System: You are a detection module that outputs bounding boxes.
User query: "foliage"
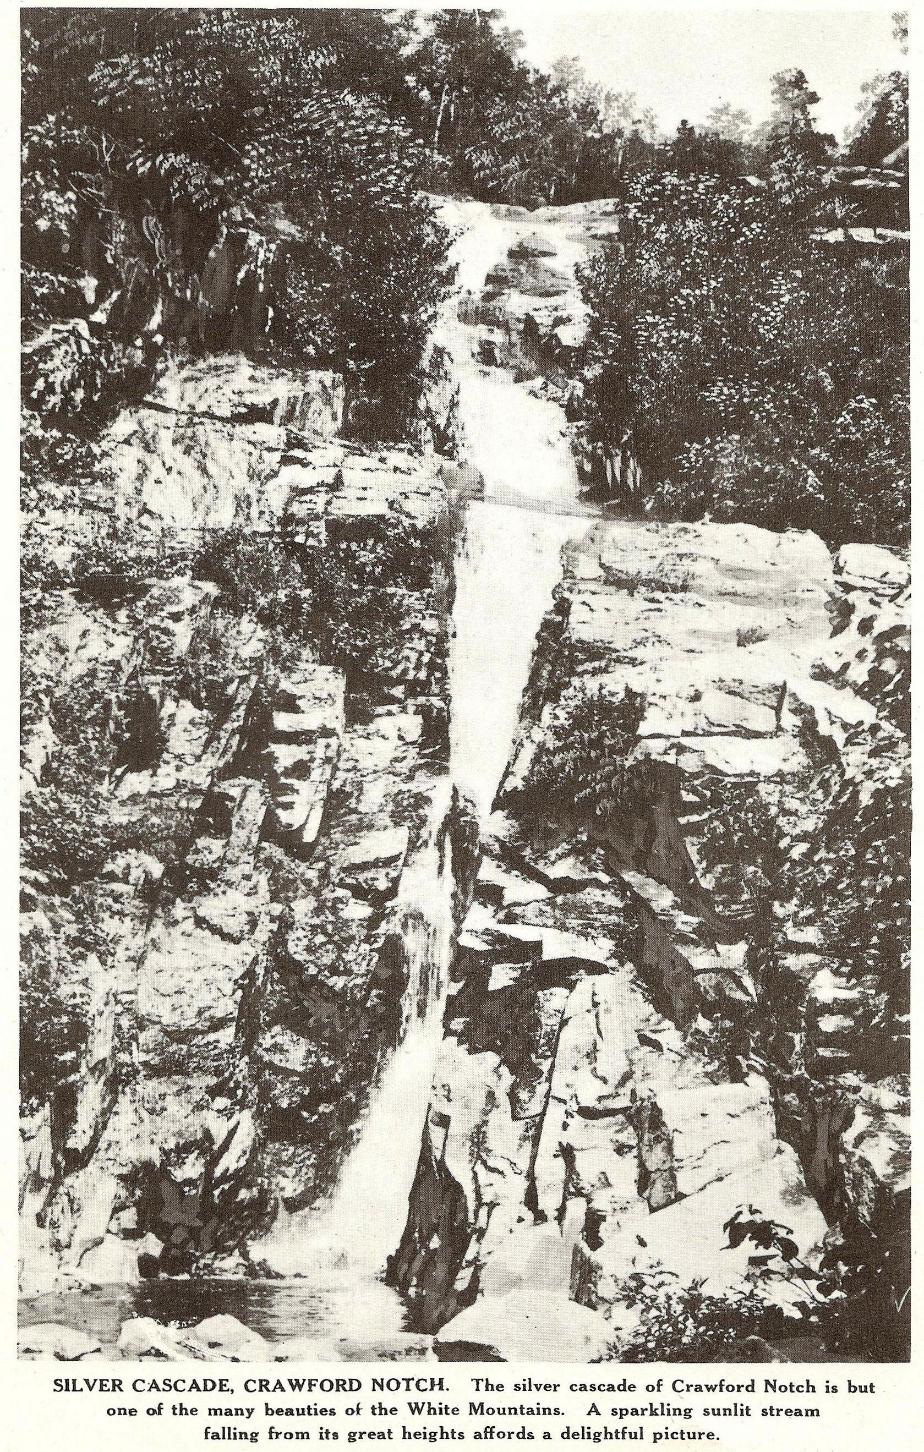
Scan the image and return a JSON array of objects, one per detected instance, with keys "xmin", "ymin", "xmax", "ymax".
[
  {"xmin": 807, "ymin": 730, "xmax": 911, "ymax": 1026},
  {"xmin": 524, "ymin": 687, "xmax": 645, "ymax": 820},
  {"xmin": 692, "ymin": 777, "xmax": 783, "ymax": 922},
  {"xmin": 848, "ymin": 68, "xmax": 908, "ymax": 170},
  {"xmin": 71, "ymin": 527, "xmax": 192, "ymax": 607},
  {"xmin": 22, "ymin": 656, "xmax": 190, "ymax": 887},
  {"xmin": 616, "ymin": 1272, "xmax": 784, "ymax": 1362},
  {"xmin": 191, "ymin": 518, "xmax": 438, "ymax": 690},
  {"xmin": 20, "ymin": 909, "xmax": 92, "ymax": 1108},
  {"xmin": 21, "ymin": 9, "xmax": 453, "ymax": 438},
  {"xmin": 578, "ymin": 149, "xmax": 909, "ymax": 545},
  {"xmin": 407, "ymin": 12, "xmax": 660, "ymax": 205}
]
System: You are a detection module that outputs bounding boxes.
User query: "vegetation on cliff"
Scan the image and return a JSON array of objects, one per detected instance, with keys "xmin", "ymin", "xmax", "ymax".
[
  {"xmin": 22, "ymin": 8, "xmax": 455, "ymax": 441},
  {"xmin": 576, "ymin": 32, "xmax": 909, "ymax": 547}
]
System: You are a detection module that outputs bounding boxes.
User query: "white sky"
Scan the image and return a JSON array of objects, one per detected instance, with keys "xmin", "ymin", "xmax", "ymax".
[{"xmin": 507, "ymin": 4, "xmax": 904, "ymax": 141}]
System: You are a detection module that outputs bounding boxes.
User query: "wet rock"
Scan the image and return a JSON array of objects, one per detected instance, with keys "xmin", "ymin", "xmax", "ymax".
[
  {"xmin": 835, "ymin": 543, "xmax": 909, "ymax": 596},
  {"xmin": 116, "ymin": 1313, "xmax": 271, "ymax": 1362},
  {"xmin": 840, "ymin": 1078, "xmax": 910, "ymax": 1229},
  {"xmin": 117, "ymin": 1317, "xmax": 189, "ymax": 1360},
  {"xmin": 151, "ymin": 356, "xmax": 344, "ymax": 435},
  {"xmin": 73, "ymin": 1232, "xmax": 164, "ymax": 1287}
]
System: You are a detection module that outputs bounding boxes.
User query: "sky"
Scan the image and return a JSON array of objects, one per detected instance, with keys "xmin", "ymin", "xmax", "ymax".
[{"xmin": 508, "ymin": 4, "xmax": 903, "ymax": 142}]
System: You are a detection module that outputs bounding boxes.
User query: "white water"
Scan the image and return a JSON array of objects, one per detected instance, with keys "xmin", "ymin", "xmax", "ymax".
[
  {"xmin": 261, "ymin": 199, "xmax": 593, "ymax": 1318},
  {"xmin": 436, "ymin": 198, "xmax": 595, "ymax": 819},
  {"xmin": 258, "ymin": 786, "xmax": 456, "ymax": 1287}
]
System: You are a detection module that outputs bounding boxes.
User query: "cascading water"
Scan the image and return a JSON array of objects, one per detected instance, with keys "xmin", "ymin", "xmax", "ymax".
[
  {"xmin": 260, "ymin": 198, "xmax": 594, "ymax": 1331},
  {"xmin": 257, "ymin": 784, "xmax": 456, "ymax": 1288},
  {"xmin": 19, "ymin": 197, "xmax": 600, "ymax": 1356}
]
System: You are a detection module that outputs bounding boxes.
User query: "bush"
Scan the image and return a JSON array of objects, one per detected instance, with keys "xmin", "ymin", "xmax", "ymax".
[
  {"xmin": 191, "ymin": 520, "xmax": 438, "ymax": 690},
  {"xmin": 22, "ymin": 11, "xmax": 455, "ymax": 439},
  {"xmin": 20, "ymin": 913, "xmax": 91, "ymax": 1108},
  {"xmin": 578, "ymin": 163, "xmax": 909, "ymax": 546},
  {"xmin": 617, "ymin": 1275, "xmax": 783, "ymax": 1362},
  {"xmin": 524, "ymin": 687, "xmax": 645, "ymax": 821}
]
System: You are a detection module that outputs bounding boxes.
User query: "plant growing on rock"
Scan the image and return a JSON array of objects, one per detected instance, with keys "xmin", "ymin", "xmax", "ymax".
[
  {"xmin": 22, "ymin": 10, "xmax": 454, "ymax": 442},
  {"xmin": 523, "ymin": 686, "xmax": 645, "ymax": 823},
  {"xmin": 576, "ymin": 42, "xmax": 909, "ymax": 546},
  {"xmin": 723, "ymin": 1205, "xmax": 831, "ymax": 1305},
  {"xmin": 192, "ymin": 520, "xmax": 441, "ymax": 696}
]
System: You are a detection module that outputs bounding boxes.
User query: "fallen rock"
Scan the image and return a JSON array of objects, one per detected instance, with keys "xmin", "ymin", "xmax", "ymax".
[
  {"xmin": 117, "ymin": 1317, "xmax": 192, "ymax": 1360},
  {"xmin": 72, "ymin": 1232, "xmax": 163, "ymax": 1287},
  {"xmin": 836, "ymin": 543, "xmax": 909, "ymax": 594}
]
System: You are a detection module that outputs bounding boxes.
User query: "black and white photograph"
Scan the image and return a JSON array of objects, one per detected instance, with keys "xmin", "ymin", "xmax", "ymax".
[{"xmin": 17, "ymin": 1, "xmax": 911, "ymax": 1373}]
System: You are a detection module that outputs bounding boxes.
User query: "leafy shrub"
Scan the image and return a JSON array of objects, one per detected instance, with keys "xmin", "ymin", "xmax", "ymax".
[
  {"xmin": 22, "ymin": 11, "xmax": 455, "ymax": 439},
  {"xmin": 71, "ymin": 529, "xmax": 192, "ymax": 607},
  {"xmin": 191, "ymin": 531, "xmax": 315, "ymax": 642},
  {"xmin": 22, "ymin": 319, "xmax": 142, "ymax": 419},
  {"xmin": 577, "ymin": 71, "xmax": 909, "ymax": 548},
  {"xmin": 20, "ymin": 912, "xmax": 91, "ymax": 1108},
  {"xmin": 614, "ymin": 1205, "xmax": 833, "ymax": 1361},
  {"xmin": 524, "ymin": 687, "xmax": 645, "ymax": 821},
  {"xmin": 616, "ymin": 1273, "xmax": 784, "ymax": 1362},
  {"xmin": 191, "ymin": 519, "xmax": 439, "ymax": 692}
]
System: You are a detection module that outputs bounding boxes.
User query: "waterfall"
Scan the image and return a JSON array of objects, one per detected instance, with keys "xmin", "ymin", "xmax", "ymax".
[
  {"xmin": 258, "ymin": 784, "xmax": 456, "ymax": 1287},
  {"xmin": 438, "ymin": 201, "xmax": 594, "ymax": 820},
  {"xmin": 263, "ymin": 199, "xmax": 592, "ymax": 1307},
  {"xmin": 312, "ymin": 784, "xmax": 458, "ymax": 1276}
]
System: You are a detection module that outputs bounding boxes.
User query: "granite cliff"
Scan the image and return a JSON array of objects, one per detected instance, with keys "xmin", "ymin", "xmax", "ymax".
[{"xmin": 21, "ymin": 196, "xmax": 910, "ymax": 1363}]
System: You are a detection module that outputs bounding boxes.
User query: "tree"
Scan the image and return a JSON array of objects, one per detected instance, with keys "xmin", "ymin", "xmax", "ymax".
[
  {"xmin": 576, "ymin": 146, "xmax": 909, "ymax": 546},
  {"xmin": 847, "ymin": 9, "xmax": 908, "ymax": 166},
  {"xmin": 411, "ymin": 10, "xmax": 521, "ymax": 158},
  {"xmin": 407, "ymin": 16, "xmax": 656, "ymax": 203},
  {"xmin": 705, "ymin": 101, "xmax": 753, "ymax": 144},
  {"xmin": 893, "ymin": 10, "xmax": 908, "ymax": 53},
  {"xmin": 759, "ymin": 69, "xmax": 834, "ymax": 215}
]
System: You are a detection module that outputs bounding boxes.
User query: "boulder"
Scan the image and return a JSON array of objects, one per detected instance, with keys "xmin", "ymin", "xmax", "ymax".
[
  {"xmin": 435, "ymin": 1292, "xmax": 618, "ymax": 1362},
  {"xmin": 117, "ymin": 1317, "xmax": 190, "ymax": 1360},
  {"xmin": 835, "ymin": 543, "xmax": 909, "ymax": 595},
  {"xmin": 182, "ymin": 1314, "xmax": 271, "ymax": 1361},
  {"xmin": 72, "ymin": 1232, "xmax": 163, "ymax": 1287}
]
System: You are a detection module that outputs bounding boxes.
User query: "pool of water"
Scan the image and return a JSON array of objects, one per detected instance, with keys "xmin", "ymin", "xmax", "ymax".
[{"xmin": 19, "ymin": 1276, "xmax": 418, "ymax": 1359}]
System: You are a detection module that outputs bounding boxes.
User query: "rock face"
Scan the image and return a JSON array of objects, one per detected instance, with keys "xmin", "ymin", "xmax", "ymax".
[
  {"xmin": 21, "ymin": 195, "xmax": 910, "ymax": 1366},
  {"xmin": 20, "ymin": 355, "xmax": 473, "ymax": 1297},
  {"xmin": 393, "ymin": 514, "xmax": 910, "ymax": 1359}
]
